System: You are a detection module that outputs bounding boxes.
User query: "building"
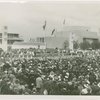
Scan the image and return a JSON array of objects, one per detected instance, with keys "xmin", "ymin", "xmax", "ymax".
[
  {"xmin": 12, "ymin": 41, "xmax": 46, "ymax": 49},
  {"xmin": 0, "ymin": 26, "xmax": 23, "ymax": 51},
  {"xmin": 11, "ymin": 26, "xmax": 99, "ymax": 50},
  {"xmin": 35, "ymin": 26, "xmax": 99, "ymax": 49}
]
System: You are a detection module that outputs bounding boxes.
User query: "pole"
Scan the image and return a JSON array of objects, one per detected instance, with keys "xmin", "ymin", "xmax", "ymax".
[
  {"xmin": 2, "ymin": 26, "xmax": 8, "ymax": 51},
  {"xmin": 44, "ymin": 30, "xmax": 47, "ymax": 49},
  {"xmin": 69, "ymin": 32, "xmax": 74, "ymax": 50},
  {"xmin": 43, "ymin": 29, "xmax": 47, "ymax": 59}
]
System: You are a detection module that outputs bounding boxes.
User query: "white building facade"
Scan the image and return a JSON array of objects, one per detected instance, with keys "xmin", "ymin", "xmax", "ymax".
[{"xmin": 0, "ymin": 26, "xmax": 23, "ymax": 51}]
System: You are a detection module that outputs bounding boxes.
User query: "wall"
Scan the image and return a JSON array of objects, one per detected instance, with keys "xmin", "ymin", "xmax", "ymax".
[{"xmin": 11, "ymin": 44, "xmax": 46, "ymax": 49}]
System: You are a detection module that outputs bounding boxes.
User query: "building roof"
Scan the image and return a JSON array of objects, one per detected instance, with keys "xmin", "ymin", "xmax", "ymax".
[
  {"xmin": 63, "ymin": 26, "xmax": 90, "ymax": 31},
  {"xmin": 8, "ymin": 33, "xmax": 19, "ymax": 35},
  {"xmin": 13, "ymin": 41, "xmax": 45, "ymax": 46},
  {"xmin": 69, "ymin": 30, "xmax": 98, "ymax": 39},
  {"xmin": 8, "ymin": 38, "xmax": 23, "ymax": 41},
  {"xmin": 55, "ymin": 27, "xmax": 99, "ymax": 39}
]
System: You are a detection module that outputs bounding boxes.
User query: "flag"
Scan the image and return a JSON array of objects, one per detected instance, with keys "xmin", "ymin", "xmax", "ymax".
[
  {"xmin": 43, "ymin": 20, "xmax": 47, "ymax": 30},
  {"xmin": 51, "ymin": 29, "xmax": 55, "ymax": 35},
  {"xmin": 63, "ymin": 19, "xmax": 65, "ymax": 25}
]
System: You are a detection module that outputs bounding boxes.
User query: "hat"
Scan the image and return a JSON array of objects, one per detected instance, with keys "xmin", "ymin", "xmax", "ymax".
[
  {"xmin": 43, "ymin": 89, "xmax": 48, "ymax": 95},
  {"xmin": 81, "ymin": 88, "xmax": 88, "ymax": 94},
  {"xmin": 68, "ymin": 82, "xmax": 72, "ymax": 85},
  {"xmin": 97, "ymin": 82, "xmax": 100, "ymax": 87}
]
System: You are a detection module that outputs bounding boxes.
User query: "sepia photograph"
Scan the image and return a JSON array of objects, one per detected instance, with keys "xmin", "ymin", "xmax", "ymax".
[{"xmin": 0, "ymin": 0, "xmax": 100, "ymax": 98}]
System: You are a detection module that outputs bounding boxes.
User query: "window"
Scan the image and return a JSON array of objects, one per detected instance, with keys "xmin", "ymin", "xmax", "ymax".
[
  {"xmin": 38, "ymin": 45, "xmax": 40, "ymax": 49},
  {"xmin": 4, "ymin": 32, "xmax": 7, "ymax": 35},
  {"xmin": 4, "ymin": 26, "xmax": 7, "ymax": 30},
  {"xmin": 0, "ymin": 39, "xmax": 2, "ymax": 44}
]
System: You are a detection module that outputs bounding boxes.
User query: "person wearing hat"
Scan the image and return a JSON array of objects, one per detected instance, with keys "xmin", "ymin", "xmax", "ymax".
[{"xmin": 36, "ymin": 74, "xmax": 43, "ymax": 94}]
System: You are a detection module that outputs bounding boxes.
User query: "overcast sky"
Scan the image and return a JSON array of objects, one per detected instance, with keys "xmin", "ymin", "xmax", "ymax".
[{"xmin": 0, "ymin": 1, "xmax": 100, "ymax": 41}]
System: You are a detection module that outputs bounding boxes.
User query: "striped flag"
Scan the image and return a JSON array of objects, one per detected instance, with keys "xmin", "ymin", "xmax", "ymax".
[
  {"xmin": 51, "ymin": 29, "xmax": 55, "ymax": 35},
  {"xmin": 43, "ymin": 20, "xmax": 47, "ymax": 30}
]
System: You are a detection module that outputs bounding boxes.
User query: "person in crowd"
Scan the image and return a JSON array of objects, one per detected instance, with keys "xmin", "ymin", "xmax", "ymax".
[{"xmin": 0, "ymin": 49, "xmax": 100, "ymax": 95}]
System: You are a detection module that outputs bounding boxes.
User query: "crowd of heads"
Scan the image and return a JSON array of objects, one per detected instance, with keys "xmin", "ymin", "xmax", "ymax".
[{"xmin": 0, "ymin": 49, "xmax": 100, "ymax": 95}]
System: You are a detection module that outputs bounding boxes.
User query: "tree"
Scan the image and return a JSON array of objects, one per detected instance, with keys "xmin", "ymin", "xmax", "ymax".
[
  {"xmin": 91, "ymin": 40, "xmax": 100, "ymax": 49},
  {"xmin": 80, "ymin": 40, "xmax": 91, "ymax": 50},
  {"xmin": 73, "ymin": 41, "xmax": 79, "ymax": 49},
  {"xmin": 63, "ymin": 40, "xmax": 69, "ymax": 50}
]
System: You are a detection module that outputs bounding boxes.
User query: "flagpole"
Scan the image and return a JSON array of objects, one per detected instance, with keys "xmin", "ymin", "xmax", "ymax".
[
  {"xmin": 63, "ymin": 19, "xmax": 65, "ymax": 30},
  {"xmin": 44, "ymin": 29, "xmax": 47, "ymax": 49},
  {"xmin": 69, "ymin": 32, "xmax": 73, "ymax": 50},
  {"xmin": 43, "ymin": 20, "xmax": 47, "ymax": 49},
  {"xmin": 43, "ymin": 20, "xmax": 47, "ymax": 58}
]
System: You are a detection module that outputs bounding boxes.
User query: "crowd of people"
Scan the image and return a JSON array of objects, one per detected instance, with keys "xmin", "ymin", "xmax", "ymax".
[{"xmin": 0, "ymin": 49, "xmax": 100, "ymax": 95}]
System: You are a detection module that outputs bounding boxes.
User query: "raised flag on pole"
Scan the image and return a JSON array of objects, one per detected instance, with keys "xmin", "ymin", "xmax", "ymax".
[
  {"xmin": 43, "ymin": 20, "xmax": 47, "ymax": 30},
  {"xmin": 51, "ymin": 29, "xmax": 55, "ymax": 35}
]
